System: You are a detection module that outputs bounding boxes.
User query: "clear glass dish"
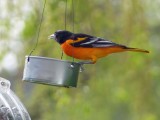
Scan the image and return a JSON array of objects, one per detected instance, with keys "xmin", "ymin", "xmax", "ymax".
[{"xmin": 0, "ymin": 77, "xmax": 31, "ymax": 120}]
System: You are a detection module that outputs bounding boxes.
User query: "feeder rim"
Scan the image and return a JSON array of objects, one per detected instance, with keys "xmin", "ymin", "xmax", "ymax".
[{"xmin": 26, "ymin": 55, "xmax": 81, "ymax": 65}]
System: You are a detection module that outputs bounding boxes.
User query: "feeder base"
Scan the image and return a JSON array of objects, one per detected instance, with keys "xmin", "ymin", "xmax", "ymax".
[{"xmin": 23, "ymin": 56, "xmax": 81, "ymax": 87}]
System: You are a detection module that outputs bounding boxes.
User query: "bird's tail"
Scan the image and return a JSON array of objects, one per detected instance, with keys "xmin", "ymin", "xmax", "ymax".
[{"xmin": 124, "ymin": 47, "xmax": 149, "ymax": 53}]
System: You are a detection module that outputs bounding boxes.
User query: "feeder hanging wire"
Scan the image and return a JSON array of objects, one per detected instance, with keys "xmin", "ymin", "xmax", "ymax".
[
  {"xmin": 65, "ymin": 0, "xmax": 68, "ymax": 30},
  {"xmin": 72, "ymin": 0, "xmax": 75, "ymax": 62},
  {"xmin": 61, "ymin": 0, "xmax": 68, "ymax": 59},
  {"xmin": 72, "ymin": 0, "xmax": 75, "ymax": 33},
  {"xmin": 28, "ymin": 0, "xmax": 47, "ymax": 61},
  {"xmin": 61, "ymin": 0, "xmax": 75, "ymax": 62}
]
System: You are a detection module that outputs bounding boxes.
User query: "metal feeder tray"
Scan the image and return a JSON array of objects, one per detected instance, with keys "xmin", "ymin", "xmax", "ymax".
[{"xmin": 23, "ymin": 56, "xmax": 81, "ymax": 87}]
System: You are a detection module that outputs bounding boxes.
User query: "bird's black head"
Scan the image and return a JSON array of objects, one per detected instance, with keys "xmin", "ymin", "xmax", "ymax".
[{"xmin": 49, "ymin": 30, "xmax": 73, "ymax": 44}]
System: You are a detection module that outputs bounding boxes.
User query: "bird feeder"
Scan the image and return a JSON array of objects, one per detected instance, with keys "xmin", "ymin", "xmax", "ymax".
[
  {"xmin": 23, "ymin": 56, "xmax": 81, "ymax": 87},
  {"xmin": 22, "ymin": 0, "xmax": 82, "ymax": 87}
]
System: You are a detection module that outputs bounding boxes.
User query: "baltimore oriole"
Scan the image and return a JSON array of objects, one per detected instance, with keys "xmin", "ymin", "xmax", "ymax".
[{"xmin": 49, "ymin": 30, "xmax": 149, "ymax": 64}]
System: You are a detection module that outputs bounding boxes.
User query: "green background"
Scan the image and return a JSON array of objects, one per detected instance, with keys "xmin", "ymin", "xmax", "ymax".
[{"xmin": 0, "ymin": 0, "xmax": 159, "ymax": 120}]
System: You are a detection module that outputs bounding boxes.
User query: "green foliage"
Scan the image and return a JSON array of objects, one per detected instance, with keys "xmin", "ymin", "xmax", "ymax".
[
  {"xmin": 22, "ymin": 14, "xmax": 38, "ymax": 39},
  {"xmin": 21, "ymin": 0, "xmax": 159, "ymax": 119},
  {"xmin": 2, "ymin": 0, "xmax": 160, "ymax": 120}
]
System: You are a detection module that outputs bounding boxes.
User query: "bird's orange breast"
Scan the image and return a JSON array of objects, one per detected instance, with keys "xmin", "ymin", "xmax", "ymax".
[
  {"xmin": 61, "ymin": 42, "xmax": 92, "ymax": 60},
  {"xmin": 61, "ymin": 41, "xmax": 126, "ymax": 60}
]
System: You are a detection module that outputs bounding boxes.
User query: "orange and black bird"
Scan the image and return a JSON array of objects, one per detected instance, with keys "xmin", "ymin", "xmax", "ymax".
[{"xmin": 49, "ymin": 30, "xmax": 149, "ymax": 64}]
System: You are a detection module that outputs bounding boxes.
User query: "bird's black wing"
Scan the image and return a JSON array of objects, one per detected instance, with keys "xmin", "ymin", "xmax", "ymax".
[{"xmin": 71, "ymin": 33, "xmax": 125, "ymax": 48}]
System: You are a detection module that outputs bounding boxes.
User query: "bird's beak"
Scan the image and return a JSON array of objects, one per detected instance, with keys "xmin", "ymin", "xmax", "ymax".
[{"xmin": 48, "ymin": 34, "xmax": 55, "ymax": 39}]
